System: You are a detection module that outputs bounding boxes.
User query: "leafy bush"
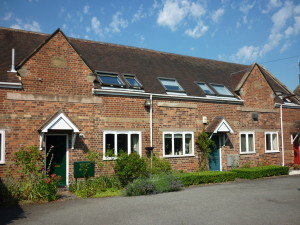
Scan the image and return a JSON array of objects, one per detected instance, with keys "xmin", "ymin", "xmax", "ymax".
[
  {"xmin": 2, "ymin": 146, "xmax": 61, "ymax": 203},
  {"xmin": 150, "ymin": 174, "xmax": 182, "ymax": 193},
  {"xmin": 147, "ymin": 156, "xmax": 172, "ymax": 174},
  {"xmin": 175, "ymin": 171, "xmax": 236, "ymax": 186},
  {"xmin": 115, "ymin": 153, "xmax": 149, "ymax": 186},
  {"xmin": 125, "ymin": 178, "xmax": 156, "ymax": 196},
  {"xmin": 196, "ymin": 131, "xmax": 216, "ymax": 171},
  {"xmin": 232, "ymin": 165, "xmax": 289, "ymax": 179},
  {"xmin": 125, "ymin": 174, "xmax": 182, "ymax": 196},
  {"xmin": 69, "ymin": 176, "xmax": 121, "ymax": 198}
]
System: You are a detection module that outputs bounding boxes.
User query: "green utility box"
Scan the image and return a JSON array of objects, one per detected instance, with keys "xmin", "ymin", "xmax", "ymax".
[{"xmin": 74, "ymin": 161, "xmax": 95, "ymax": 178}]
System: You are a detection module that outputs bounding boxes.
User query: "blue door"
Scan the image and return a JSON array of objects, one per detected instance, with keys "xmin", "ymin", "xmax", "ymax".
[{"xmin": 209, "ymin": 135, "xmax": 220, "ymax": 171}]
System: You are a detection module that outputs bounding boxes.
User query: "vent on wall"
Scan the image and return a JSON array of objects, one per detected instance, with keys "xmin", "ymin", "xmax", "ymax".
[{"xmin": 252, "ymin": 112, "xmax": 258, "ymax": 121}]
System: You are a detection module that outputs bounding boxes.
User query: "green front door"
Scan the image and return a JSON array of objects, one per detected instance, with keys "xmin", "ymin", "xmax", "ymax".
[{"xmin": 46, "ymin": 135, "xmax": 67, "ymax": 186}]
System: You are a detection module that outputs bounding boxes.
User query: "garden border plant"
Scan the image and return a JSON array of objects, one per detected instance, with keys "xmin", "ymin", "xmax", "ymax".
[{"xmin": 1, "ymin": 146, "xmax": 61, "ymax": 204}]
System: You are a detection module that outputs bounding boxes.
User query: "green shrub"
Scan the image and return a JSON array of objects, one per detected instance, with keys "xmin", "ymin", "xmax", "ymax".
[
  {"xmin": 125, "ymin": 178, "xmax": 156, "ymax": 196},
  {"xmin": 150, "ymin": 174, "xmax": 182, "ymax": 193},
  {"xmin": 2, "ymin": 146, "xmax": 60, "ymax": 203},
  {"xmin": 175, "ymin": 171, "xmax": 236, "ymax": 186},
  {"xmin": 147, "ymin": 156, "xmax": 172, "ymax": 174},
  {"xmin": 115, "ymin": 153, "xmax": 149, "ymax": 186},
  {"xmin": 232, "ymin": 165, "xmax": 289, "ymax": 179},
  {"xmin": 69, "ymin": 176, "xmax": 121, "ymax": 198},
  {"xmin": 125, "ymin": 174, "xmax": 182, "ymax": 196}
]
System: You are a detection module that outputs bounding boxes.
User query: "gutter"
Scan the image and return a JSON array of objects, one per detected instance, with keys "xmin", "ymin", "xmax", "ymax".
[
  {"xmin": 0, "ymin": 82, "xmax": 22, "ymax": 89},
  {"xmin": 280, "ymin": 104, "xmax": 285, "ymax": 166},
  {"xmin": 92, "ymin": 88, "xmax": 244, "ymax": 105}
]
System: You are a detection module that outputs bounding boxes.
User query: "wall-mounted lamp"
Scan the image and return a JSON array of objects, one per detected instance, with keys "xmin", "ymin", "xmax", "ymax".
[
  {"xmin": 79, "ymin": 133, "xmax": 85, "ymax": 139},
  {"xmin": 202, "ymin": 116, "xmax": 208, "ymax": 124},
  {"xmin": 144, "ymin": 99, "xmax": 152, "ymax": 107}
]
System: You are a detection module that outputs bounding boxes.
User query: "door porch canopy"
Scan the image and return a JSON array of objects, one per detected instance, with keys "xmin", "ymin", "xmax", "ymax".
[
  {"xmin": 205, "ymin": 116, "xmax": 234, "ymax": 138},
  {"xmin": 38, "ymin": 110, "xmax": 80, "ymax": 150}
]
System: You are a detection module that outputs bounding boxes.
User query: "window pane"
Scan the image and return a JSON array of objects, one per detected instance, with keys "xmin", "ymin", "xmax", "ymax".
[
  {"xmin": 105, "ymin": 134, "xmax": 115, "ymax": 157},
  {"xmin": 272, "ymin": 134, "xmax": 278, "ymax": 150},
  {"xmin": 174, "ymin": 134, "xmax": 183, "ymax": 155},
  {"xmin": 165, "ymin": 134, "xmax": 172, "ymax": 155},
  {"xmin": 248, "ymin": 134, "xmax": 254, "ymax": 152},
  {"xmin": 125, "ymin": 76, "xmax": 141, "ymax": 87},
  {"xmin": 99, "ymin": 75, "xmax": 122, "ymax": 85},
  {"xmin": 211, "ymin": 84, "xmax": 233, "ymax": 96},
  {"xmin": 160, "ymin": 79, "xmax": 183, "ymax": 91},
  {"xmin": 185, "ymin": 134, "xmax": 192, "ymax": 154},
  {"xmin": 198, "ymin": 83, "xmax": 215, "ymax": 95},
  {"xmin": 241, "ymin": 134, "xmax": 246, "ymax": 152},
  {"xmin": 266, "ymin": 134, "xmax": 271, "ymax": 150},
  {"xmin": 131, "ymin": 134, "xmax": 139, "ymax": 153},
  {"xmin": 117, "ymin": 134, "xmax": 128, "ymax": 156}
]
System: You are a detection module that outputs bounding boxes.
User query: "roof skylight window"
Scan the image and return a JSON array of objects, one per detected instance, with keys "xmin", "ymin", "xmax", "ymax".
[
  {"xmin": 210, "ymin": 84, "xmax": 233, "ymax": 96},
  {"xmin": 124, "ymin": 74, "xmax": 143, "ymax": 89},
  {"xmin": 97, "ymin": 72, "xmax": 124, "ymax": 87},
  {"xmin": 197, "ymin": 83, "xmax": 215, "ymax": 95},
  {"xmin": 159, "ymin": 78, "xmax": 184, "ymax": 92}
]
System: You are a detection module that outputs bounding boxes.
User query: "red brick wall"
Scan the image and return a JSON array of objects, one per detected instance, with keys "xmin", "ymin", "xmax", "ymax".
[{"xmin": 1, "ymin": 33, "xmax": 299, "ymax": 180}]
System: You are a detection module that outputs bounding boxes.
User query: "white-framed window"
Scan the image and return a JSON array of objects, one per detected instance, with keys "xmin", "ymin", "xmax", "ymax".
[
  {"xmin": 210, "ymin": 83, "xmax": 234, "ymax": 96},
  {"xmin": 0, "ymin": 130, "xmax": 5, "ymax": 164},
  {"xmin": 103, "ymin": 131, "xmax": 141, "ymax": 160},
  {"xmin": 158, "ymin": 78, "xmax": 185, "ymax": 92},
  {"xmin": 240, "ymin": 132, "xmax": 255, "ymax": 154},
  {"xmin": 163, "ymin": 132, "xmax": 194, "ymax": 157},
  {"xmin": 265, "ymin": 132, "xmax": 279, "ymax": 152}
]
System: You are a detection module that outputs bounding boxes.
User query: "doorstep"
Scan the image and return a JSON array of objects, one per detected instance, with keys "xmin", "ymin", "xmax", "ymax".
[{"xmin": 289, "ymin": 170, "xmax": 300, "ymax": 175}]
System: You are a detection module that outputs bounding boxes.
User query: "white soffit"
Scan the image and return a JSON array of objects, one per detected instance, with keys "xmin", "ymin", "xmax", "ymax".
[
  {"xmin": 214, "ymin": 119, "xmax": 234, "ymax": 134},
  {"xmin": 41, "ymin": 112, "xmax": 79, "ymax": 133}
]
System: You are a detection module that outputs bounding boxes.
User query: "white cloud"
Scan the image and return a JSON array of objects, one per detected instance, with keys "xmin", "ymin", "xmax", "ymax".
[
  {"xmin": 295, "ymin": 4, "xmax": 300, "ymax": 14},
  {"xmin": 10, "ymin": 20, "xmax": 41, "ymax": 32},
  {"xmin": 239, "ymin": 1, "xmax": 255, "ymax": 14},
  {"xmin": 232, "ymin": 45, "xmax": 261, "ymax": 62},
  {"xmin": 91, "ymin": 17, "xmax": 103, "ymax": 36},
  {"xmin": 232, "ymin": 1, "xmax": 299, "ymax": 63},
  {"xmin": 271, "ymin": 1, "xmax": 293, "ymax": 34},
  {"xmin": 284, "ymin": 26, "xmax": 293, "ymax": 38},
  {"xmin": 280, "ymin": 41, "xmax": 292, "ymax": 53},
  {"xmin": 2, "ymin": 12, "xmax": 13, "ymax": 21},
  {"xmin": 212, "ymin": 8, "xmax": 225, "ymax": 23},
  {"xmin": 189, "ymin": 2, "xmax": 206, "ymax": 17},
  {"xmin": 262, "ymin": 0, "xmax": 282, "ymax": 14},
  {"xmin": 184, "ymin": 21, "xmax": 208, "ymax": 38},
  {"xmin": 83, "ymin": 5, "xmax": 89, "ymax": 14},
  {"xmin": 157, "ymin": 0, "xmax": 206, "ymax": 31},
  {"xmin": 132, "ymin": 5, "xmax": 146, "ymax": 22},
  {"xmin": 294, "ymin": 16, "xmax": 300, "ymax": 34},
  {"xmin": 108, "ymin": 12, "xmax": 128, "ymax": 33},
  {"xmin": 157, "ymin": 0, "xmax": 187, "ymax": 31}
]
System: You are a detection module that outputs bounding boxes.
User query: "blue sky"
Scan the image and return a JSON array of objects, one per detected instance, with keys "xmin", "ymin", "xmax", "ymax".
[{"xmin": 1, "ymin": 0, "xmax": 300, "ymax": 91}]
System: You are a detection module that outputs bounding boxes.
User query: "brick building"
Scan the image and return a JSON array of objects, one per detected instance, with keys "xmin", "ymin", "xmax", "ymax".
[{"xmin": 0, "ymin": 27, "xmax": 299, "ymax": 185}]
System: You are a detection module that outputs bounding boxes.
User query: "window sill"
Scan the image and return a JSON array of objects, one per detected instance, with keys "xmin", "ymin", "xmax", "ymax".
[
  {"xmin": 265, "ymin": 151, "xmax": 280, "ymax": 154},
  {"xmin": 240, "ymin": 152, "xmax": 256, "ymax": 155},
  {"xmin": 163, "ymin": 154, "xmax": 195, "ymax": 158},
  {"xmin": 103, "ymin": 157, "xmax": 117, "ymax": 161}
]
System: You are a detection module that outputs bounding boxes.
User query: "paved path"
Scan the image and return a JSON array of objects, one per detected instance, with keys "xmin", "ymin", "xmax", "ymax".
[{"xmin": 1, "ymin": 175, "xmax": 300, "ymax": 225}]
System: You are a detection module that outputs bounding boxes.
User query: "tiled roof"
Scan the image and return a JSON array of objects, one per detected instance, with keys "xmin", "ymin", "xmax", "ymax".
[
  {"xmin": 0, "ymin": 27, "xmax": 49, "ymax": 84},
  {"xmin": 0, "ymin": 27, "xmax": 295, "ymax": 100},
  {"xmin": 69, "ymin": 38, "xmax": 249, "ymax": 97}
]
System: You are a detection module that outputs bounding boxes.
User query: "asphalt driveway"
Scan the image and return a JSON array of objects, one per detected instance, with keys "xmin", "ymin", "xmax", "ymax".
[{"xmin": 1, "ymin": 175, "xmax": 300, "ymax": 225}]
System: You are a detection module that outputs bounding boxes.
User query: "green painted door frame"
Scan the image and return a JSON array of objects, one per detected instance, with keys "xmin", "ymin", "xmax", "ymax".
[{"xmin": 46, "ymin": 135, "xmax": 68, "ymax": 186}]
